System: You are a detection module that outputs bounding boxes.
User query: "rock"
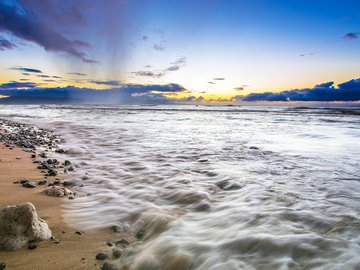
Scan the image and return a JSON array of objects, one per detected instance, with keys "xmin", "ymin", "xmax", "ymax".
[
  {"xmin": 0, "ymin": 203, "xmax": 51, "ymax": 251},
  {"xmin": 31, "ymin": 154, "xmax": 36, "ymax": 158},
  {"xmin": 43, "ymin": 186, "xmax": 72, "ymax": 197},
  {"xmin": 102, "ymin": 262, "xmax": 119, "ymax": 270},
  {"xmin": 75, "ymin": 231, "xmax": 82, "ymax": 235},
  {"xmin": 112, "ymin": 249, "xmax": 122, "ymax": 258},
  {"xmin": 39, "ymin": 153, "xmax": 47, "ymax": 158},
  {"xmin": 28, "ymin": 243, "xmax": 37, "ymax": 250},
  {"xmin": 47, "ymin": 169, "xmax": 57, "ymax": 176},
  {"xmin": 115, "ymin": 239, "xmax": 129, "ymax": 247},
  {"xmin": 0, "ymin": 262, "xmax": 5, "ymax": 270},
  {"xmin": 64, "ymin": 160, "xmax": 71, "ymax": 166},
  {"xmin": 37, "ymin": 180, "xmax": 48, "ymax": 185},
  {"xmin": 96, "ymin": 252, "xmax": 109, "ymax": 260},
  {"xmin": 106, "ymin": 241, "xmax": 113, "ymax": 247},
  {"xmin": 22, "ymin": 182, "xmax": 37, "ymax": 188},
  {"xmin": 19, "ymin": 179, "xmax": 29, "ymax": 184}
]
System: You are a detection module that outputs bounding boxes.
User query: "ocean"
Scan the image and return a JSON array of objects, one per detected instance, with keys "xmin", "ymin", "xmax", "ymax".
[{"xmin": 1, "ymin": 104, "xmax": 360, "ymax": 269}]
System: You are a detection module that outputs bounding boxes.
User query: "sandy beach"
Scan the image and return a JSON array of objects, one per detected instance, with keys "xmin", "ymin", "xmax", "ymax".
[{"xmin": 0, "ymin": 123, "xmax": 129, "ymax": 270}]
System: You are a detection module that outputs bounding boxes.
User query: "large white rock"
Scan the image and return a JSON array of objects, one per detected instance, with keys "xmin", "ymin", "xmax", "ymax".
[{"xmin": 0, "ymin": 202, "xmax": 52, "ymax": 250}]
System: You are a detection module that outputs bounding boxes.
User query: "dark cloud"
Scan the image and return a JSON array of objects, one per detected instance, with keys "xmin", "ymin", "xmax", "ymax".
[
  {"xmin": 0, "ymin": 35, "xmax": 17, "ymax": 50},
  {"xmin": 10, "ymin": 66, "xmax": 42, "ymax": 73},
  {"xmin": 68, "ymin": 72, "xmax": 86, "ymax": 76},
  {"xmin": 144, "ymin": 65, "xmax": 152, "ymax": 68},
  {"xmin": 91, "ymin": 80, "xmax": 123, "ymax": 86},
  {"xmin": 142, "ymin": 35, "xmax": 149, "ymax": 41},
  {"xmin": 37, "ymin": 74, "xmax": 50, "ymax": 78},
  {"xmin": 166, "ymin": 66, "xmax": 180, "ymax": 71},
  {"xmin": 208, "ymin": 82, "xmax": 215, "ymax": 84},
  {"xmin": 213, "ymin": 78, "xmax": 225, "ymax": 80},
  {"xmin": 171, "ymin": 57, "xmax": 186, "ymax": 66},
  {"xmin": 343, "ymin": 32, "xmax": 359, "ymax": 40},
  {"xmin": 0, "ymin": 83, "xmax": 186, "ymax": 104},
  {"xmin": 234, "ymin": 87, "xmax": 245, "ymax": 91},
  {"xmin": 0, "ymin": 1, "xmax": 97, "ymax": 63},
  {"xmin": 240, "ymin": 78, "xmax": 360, "ymax": 102},
  {"xmin": 131, "ymin": 71, "xmax": 164, "ymax": 78},
  {"xmin": 153, "ymin": 43, "xmax": 165, "ymax": 51},
  {"xmin": 52, "ymin": 76, "xmax": 62, "ymax": 79},
  {"xmin": 0, "ymin": 81, "xmax": 38, "ymax": 89},
  {"xmin": 43, "ymin": 79, "xmax": 56, "ymax": 82}
]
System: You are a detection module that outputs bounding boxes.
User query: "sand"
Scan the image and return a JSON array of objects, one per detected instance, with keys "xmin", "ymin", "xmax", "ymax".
[{"xmin": 0, "ymin": 142, "xmax": 122, "ymax": 270}]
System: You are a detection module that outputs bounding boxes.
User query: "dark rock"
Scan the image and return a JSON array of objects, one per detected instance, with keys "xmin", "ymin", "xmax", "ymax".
[
  {"xmin": 53, "ymin": 180, "xmax": 61, "ymax": 185},
  {"xmin": 31, "ymin": 154, "xmax": 36, "ymax": 158},
  {"xmin": 0, "ymin": 262, "xmax": 6, "ymax": 270},
  {"xmin": 115, "ymin": 239, "xmax": 129, "ymax": 247},
  {"xmin": 38, "ymin": 180, "xmax": 48, "ymax": 185},
  {"xmin": 68, "ymin": 166, "xmax": 75, "ymax": 172},
  {"xmin": 46, "ymin": 159, "xmax": 53, "ymax": 164},
  {"xmin": 64, "ymin": 160, "xmax": 71, "ymax": 166},
  {"xmin": 55, "ymin": 149, "xmax": 65, "ymax": 154},
  {"xmin": 22, "ymin": 182, "xmax": 37, "ymax": 188},
  {"xmin": 75, "ymin": 231, "xmax": 82, "ymax": 235},
  {"xmin": 112, "ymin": 249, "xmax": 122, "ymax": 258},
  {"xmin": 102, "ymin": 262, "xmax": 119, "ymax": 270},
  {"xmin": 106, "ymin": 242, "xmax": 113, "ymax": 247},
  {"xmin": 249, "ymin": 146, "xmax": 259, "ymax": 150},
  {"xmin": 39, "ymin": 153, "xmax": 47, "ymax": 158},
  {"xmin": 28, "ymin": 243, "xmax": 37, "ymax": 250},
  {"xmin": 47, "ymin": 169, "xmax": 57, "ymax": 176},
  {"xmin": 136, "ymin": 230, "xmax": 144, "ymax": 240},
  {"xmin": 96, "ymin": 252, "xmax": 109, "ymax": 260},
  {"xmin": 68, "ymin": 196, "xmax": 74, "ymax": 200},
  {"xmin": 19, "ymin": 179, "xmax": 29, "ymax": 184}
]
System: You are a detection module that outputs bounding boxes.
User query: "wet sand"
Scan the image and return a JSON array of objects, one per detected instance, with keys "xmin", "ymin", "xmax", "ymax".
[{"xmin": 0, "ymin": 143, "xmax": 125, "ymax": 270}]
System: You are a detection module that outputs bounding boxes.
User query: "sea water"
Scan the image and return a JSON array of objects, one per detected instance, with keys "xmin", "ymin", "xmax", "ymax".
[{"xmin": 1, "ymin": 105, "xmax": 360, "ymax": 269}]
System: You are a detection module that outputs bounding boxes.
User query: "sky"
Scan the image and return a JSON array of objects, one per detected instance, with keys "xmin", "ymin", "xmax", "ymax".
[{"xmin": 0, "ymin": 0, "xmax": 360, "ymax": 104}]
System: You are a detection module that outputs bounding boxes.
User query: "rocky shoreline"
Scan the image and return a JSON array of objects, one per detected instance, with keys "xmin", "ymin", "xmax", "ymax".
[{"xmin": 0, "ymin": 118, "xmax": 136, "ymax": 270}]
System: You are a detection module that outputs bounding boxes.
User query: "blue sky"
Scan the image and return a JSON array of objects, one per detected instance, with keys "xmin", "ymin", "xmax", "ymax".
[{"xmin": 0, "ymin": 0, "xmax": 359, "ymax": 103}]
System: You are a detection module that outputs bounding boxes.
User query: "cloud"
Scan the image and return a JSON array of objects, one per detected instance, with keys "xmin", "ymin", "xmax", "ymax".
[
  {"xmin": 0, "ymin": 36, "xmax": 17, "ymax": 50},
  {"xmin": 208, "ymin": 82, "xmax": 215, "ymax": 84},
  {"xmin": 37, "ymin": 74, "xmax": 50, "ymax": 78},
  {"xmin": 0, "ymin": 82, "xmax": 187, "ymax": 104},
  {"xmin": 213, "ymin": 78, "xmax": 225, "ymax": 80},
  {"xmin": 10, "ymin": 66, "xmax": 43, "ymax": 73},
  {"xmin": 240, "ymin": 78, "xmax": 360, "ymax": 102},
  {"xmin": 142, "ymin": 35, "xmax": 149, "ymax": 41},
  {"xmin": 131, "ymin": 71, "xmax": 164, "ymax": 78},
  {"xmin": 153, "ymin": 43, "xmax": 165, "ymax": 51},
  {"xmin": 0, "ymin": 81, "xmax": 38, "ymax": 89},
  {"xmin": 166, "ymin": 66, "xmax": 180, "ymax": 71},
  {"xmin": 68, "ymin": 72, "xmax": 86, "ymax": 76},
  {"xmin": 343, "ymin": 32, "xmax": 359, "ymax": 40},
  {"xmin": 234, "ymin": 87, "xmax": 245, "ymax": 91},
  {"xmin": 52, "ymin": 76, "xmax": 62, "ymax": 79},
  {"xmin": 0, "ymin": 1, "xmax": 97, "ymax": 63},
  {"xmin": 91, "ymin": 80, "xmax": 123, "ymax": 86},
  {"xmin": 171, "ymin": 57, "xmax": 186, "ymax": 66}
]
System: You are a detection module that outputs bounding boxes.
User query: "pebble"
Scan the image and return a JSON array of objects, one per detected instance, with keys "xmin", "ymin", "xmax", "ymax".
[
  {"xmin": 75, "ymin": 231, "xmax": 82, "ymax": 235},
  {"xmin": 22, "ymin": 182, "xmax": 37, "ymax": 188},
  {"xmin": 38, "ymin": 180, "xmax": 48, "ymax": 185},
  {"xmin": 102, "ymin": 262, "xmax": 119, "ymax": 270},
  {"xmin": 115, "ymin": 239, "xmax": 129, "ymax": 247},
  {"xmin": 112, "ymin": 249, "xmax": 122, "ymax": 258},
  {"xmin": 28, "ymin": 243, "xmax": 37, "ymax": 250},
  {"xmin": 106, "ymin": 242, "xmax": 113, "ymax": 247},
  {"xmin": 0, "ymin": 262, "xmax": 5, "ymax": 270},
  {"xmin": 96, "ymin": 252, "xmax": 109, "ymax": 260}
]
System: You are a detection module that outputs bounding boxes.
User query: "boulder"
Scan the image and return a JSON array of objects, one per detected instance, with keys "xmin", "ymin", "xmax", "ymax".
[
  {"xmin": 0, "ymin": 202, "xmax": 51, "ymax": 251},
  {"xmin": 43, "ymin": 186, "xmax": 72, "ymax": 197}
]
